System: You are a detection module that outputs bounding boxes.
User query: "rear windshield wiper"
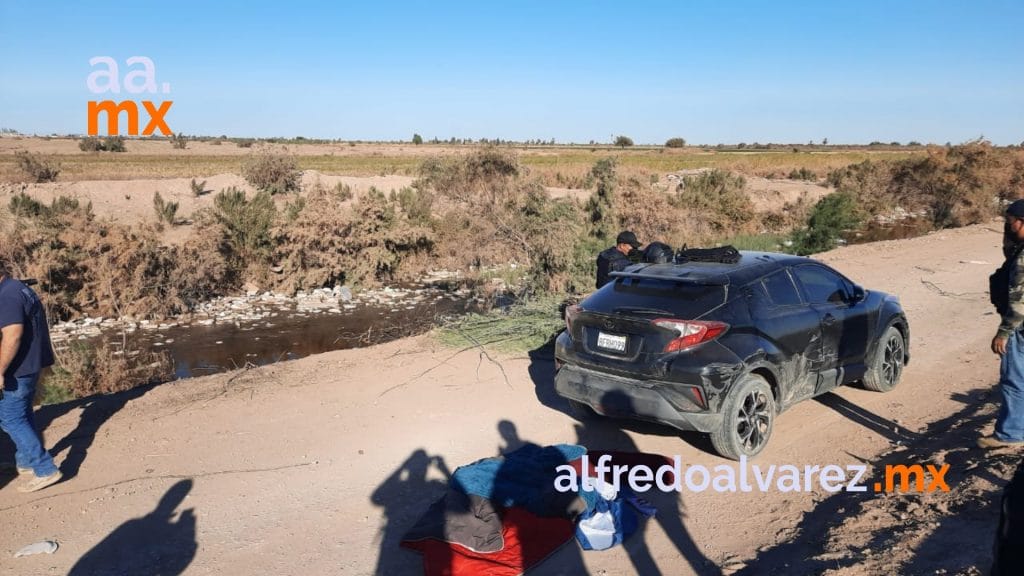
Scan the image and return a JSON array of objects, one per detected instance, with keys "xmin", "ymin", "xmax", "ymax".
[{"xmin": 613, "ymin": 306, "xmax": 674, "ymax": 316}]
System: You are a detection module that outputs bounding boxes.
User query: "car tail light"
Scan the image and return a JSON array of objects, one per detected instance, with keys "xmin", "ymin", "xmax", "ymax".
[
  {"xmin": 692, "ymin": 386, "xmax": 705, "ymax": 407},
  {"xmin": 565, "ymin": 304, "xmax": 580, "ymax": 336},
  {"xmin": 652, "ymin": 319, "xmax": 729, "ymax": 352}
]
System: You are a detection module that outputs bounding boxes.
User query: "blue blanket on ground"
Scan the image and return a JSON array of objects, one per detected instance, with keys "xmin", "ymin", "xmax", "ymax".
[{"xmin": 452, "ymin": 443, "xmax": 597, "ymax": 516}]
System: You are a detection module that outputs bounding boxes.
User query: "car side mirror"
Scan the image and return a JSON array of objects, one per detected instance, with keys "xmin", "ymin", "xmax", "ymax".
[{"xmin": 850, "ymin": 284, "xmax": 866, "ymax": 304}]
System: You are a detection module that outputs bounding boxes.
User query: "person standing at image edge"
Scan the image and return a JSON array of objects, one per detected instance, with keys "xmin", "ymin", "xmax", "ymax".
[
  {"xmin": 985, "ymin": 200, "xmax": 1024, "ymax": 449},
  {"xmin": 0, "ymin": 263, "xmax": 61, "ymax": 492}
]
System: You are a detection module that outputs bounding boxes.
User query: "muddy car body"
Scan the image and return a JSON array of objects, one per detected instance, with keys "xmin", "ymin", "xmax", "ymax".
[{"xmin": 553, "ymin": 251, "xmax": 910, "ymax": 459}]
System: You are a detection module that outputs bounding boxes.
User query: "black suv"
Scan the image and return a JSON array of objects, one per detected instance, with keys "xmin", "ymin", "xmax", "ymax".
[{"xmin": 553, "ymin": 251, "xmax": 909, "ymax": 460}]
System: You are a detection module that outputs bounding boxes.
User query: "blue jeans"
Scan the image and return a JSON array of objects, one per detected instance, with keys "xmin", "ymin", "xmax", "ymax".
[
  {"xmin": 0, "ymin": 372, "xmax": 58, "ymax": 476},
  {"xmin": 998, "ymin": 332, "xmax": 1024, "ymax": 442}
]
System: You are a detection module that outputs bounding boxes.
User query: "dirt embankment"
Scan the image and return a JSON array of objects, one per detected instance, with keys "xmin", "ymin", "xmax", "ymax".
[
  {"xmin": 0, "ymin": 221, "xmax": 1018, "ymax": 575},
  {"xmin": 2, "ymin": 170, "xmax": 829, "ymax": 238},
  {"xmin": 0, "ymin": 171, "xmax": 417, "ymax": 245}
]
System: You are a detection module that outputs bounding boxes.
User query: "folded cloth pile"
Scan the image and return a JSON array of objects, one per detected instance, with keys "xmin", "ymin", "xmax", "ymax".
[{"xmin": 401, "ymin": 445, "xmax": 667, "ymax": 575}]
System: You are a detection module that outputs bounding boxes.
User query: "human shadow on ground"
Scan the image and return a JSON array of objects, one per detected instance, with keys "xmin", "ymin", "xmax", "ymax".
[
  {"xmin": 813, "ymin": 389, "xmax": 921, "ymax": 444},
  {"xmin": 370, "ymin": 448, "xmax": 453, "ymax": 575},
  {"xmin": 489, "ymin": 421, "xmax": 588, "ymax": 576},
  {"xmin": 0, "ymin": 383, "xmax": 153, "ymax": 489},
  {"xmin": 49, "ymin": 384, "xmax": 153, "ymax": 481},
  {"xmin": 736, "ymin": 387, "xmax": 1015, "ymax": 575},
  {"xmin": 373, "ymin": 413, "xmax": 722, "ymax": 575},
  {"xmin": 371, "ymin": 421, "xmax": 589, "ymax": 576},
  {"xmin": 900, "ymin": 390, "xmax": 1022, "ymax": 575},
  {"xmin": 68, "ymin": 479, "xmax": 197, "ymax": 575},
  {"xmin": 570, "ymin": 390, "xmax": 722, "ymax": 576}
]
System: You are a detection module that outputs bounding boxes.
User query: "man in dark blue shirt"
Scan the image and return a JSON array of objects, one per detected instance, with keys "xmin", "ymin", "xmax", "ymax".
[
  {"xmin": 595, "ymin": 231, "xmax": 641, "ymax": 289},
  {"xmin": 0, "ymin": 269, "xmax": 60, "ymax": 492}
]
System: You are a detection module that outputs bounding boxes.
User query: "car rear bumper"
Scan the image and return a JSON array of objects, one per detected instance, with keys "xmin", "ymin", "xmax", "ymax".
[{"xmin": 554, "ymin": 363, "xmax": 723, "ymax": 433}]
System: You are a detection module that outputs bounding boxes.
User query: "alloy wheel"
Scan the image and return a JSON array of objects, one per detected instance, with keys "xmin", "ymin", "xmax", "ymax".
[
  {"xmin": 882, "ymin": 333, "xmax": 904, "ymax": 387},
  {"xmin": 736, "ymin": 389, "xmax": 771, "ymax": 452}
]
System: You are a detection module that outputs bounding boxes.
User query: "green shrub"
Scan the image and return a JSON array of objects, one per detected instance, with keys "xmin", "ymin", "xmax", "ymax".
[
  {"xmin": 236, "ymin": 139, "xmax": 254, "ymax": 148},
  {"xmin": 788, "ymin": 167, "xmax": 817, "ymax": 181},
  {"xmin": 212, "ymin": 187, "xmax": 277, "ymax": 263},
  {"xmin": 825, "ymin": 141, "xmax": 1021, "ymax": 230},
  {"xmin": 9, "ymin": 193, "xmax": 89, "ymax": 225},
  {"xmin": 284, "ymin": 196, "xmax": 306, "ymax": 221},
  {"xmin": 584, "ymin": 158, "xmax": 618, "ymax": 241},
  {"xmin": 78, "ymin": 137, "xmax": 104, "ymax": 152},
  {"xmin": 614, "ymin": 135, "xmax": 634, "ymax": 148},
  {"xmin": 153, "ymin": 191, "xmax": 180, "ymax": 225},
  {"xmin": 190, "ymin": 178, "xmax": 209, "ymax": 196},
  {"xmin": 9, "ymin": 192, "xmax": 45, "ymax": 218},
  {"xmin": 272, "ymin": 186, "xmax": 433, "ymax": 291},
  {"xmin": 791, "ymin": 191, "xmax": 864, "ymax": 255},
  {"xmin": 78, "ymin": 136, "xmax": 126, "ymax": 152},
  {"xmin": 170, "ymin": 132, "xmax": 188, "ymax": 149},
  {"xmin": 394, "ymin": 186, "xmax": 433, "ymax": 226},
  {"xmin": 241, "ymin": 153, "xmax": 300, "ymax": 195},
  {"xmin": 419, "ymin": 147, "xmax": 520, "ymax": 193},
  {"xmin": 103, "ymin": 136, "xmax": 126, "ymax": 152},
  {"xmin": 412, "ymin": 133, "xmax": 423, "ymax": 145},
  {"xmin": 665, "ymin": 137, "xmax": 686, "ymax": 148},
  {"xmin": 16, "ymin": 152, "xmax": 61, "ymax": 183},
  {"xmin": 417, "ymin": 148, "xmax": 588, "ymax": 293},
  {"xmin": 673, "ymin": 170, "xmax": 752, "ymax": 234},
  {"xmin": 333, "ymin": 182, "xmax": 353, "ymax": 201}
]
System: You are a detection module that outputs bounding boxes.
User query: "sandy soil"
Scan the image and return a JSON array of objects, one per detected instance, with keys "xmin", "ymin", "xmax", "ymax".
[
  {"xmin": 0, "ymin": 221, "xmax": 1018, "ymax": 575},
  {"xmin": 744, "ymin": 176, "xmax": 830, "ymax": 213}
]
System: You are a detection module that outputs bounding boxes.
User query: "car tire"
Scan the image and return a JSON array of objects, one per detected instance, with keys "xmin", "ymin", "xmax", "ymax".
[
  {"xmin": 710, "ymin": 373, "xmax": 775, "ymax": 460},
  {"xmin": 863, "ymin": 325, "xmax": 905, "ymax": 392}
]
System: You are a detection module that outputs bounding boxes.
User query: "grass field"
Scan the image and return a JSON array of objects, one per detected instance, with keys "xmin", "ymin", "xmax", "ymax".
[{"xmin": 0, "ymin": 140, "xmax": 922, "ymax": 183}]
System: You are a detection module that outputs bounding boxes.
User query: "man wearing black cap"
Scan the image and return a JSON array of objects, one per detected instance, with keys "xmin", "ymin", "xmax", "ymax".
[
  {"xmin": 984, "ymin": 200, "xmax": 1024, "ymax": 448},
  {"xmin": 596, "ymin": 231, "xmax": 641, "ymax": 288}
]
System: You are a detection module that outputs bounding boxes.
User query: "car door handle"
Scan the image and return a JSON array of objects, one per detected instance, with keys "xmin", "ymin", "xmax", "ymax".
[{"xmin": 823, "ymin": 313, "xmax": 837, "ymax": 326}]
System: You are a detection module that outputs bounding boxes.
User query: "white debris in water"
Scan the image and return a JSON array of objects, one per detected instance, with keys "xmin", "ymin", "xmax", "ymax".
[{"xmin": 47, "ymin": 272, "xmax": 479, "ymax": 347}]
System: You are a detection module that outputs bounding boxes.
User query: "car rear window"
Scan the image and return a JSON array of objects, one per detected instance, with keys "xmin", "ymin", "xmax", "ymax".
[
  {"xmin": 583, "ymin": 277, "xmax": 728, "ymax": 319},
  {"xmin": 760, "ymin": 270, "xmax": 803, "ymax": 307}
]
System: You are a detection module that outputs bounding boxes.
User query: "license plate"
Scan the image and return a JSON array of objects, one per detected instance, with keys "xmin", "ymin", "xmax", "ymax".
[{"xmin": 597, "ymin": 331, "xmax": 627, "ymax": 352}]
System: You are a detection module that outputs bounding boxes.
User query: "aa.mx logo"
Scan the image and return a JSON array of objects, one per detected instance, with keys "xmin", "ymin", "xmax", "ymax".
[{"xmin": 86, "ymin": 56, "xmax": 173, "ymax": 136}]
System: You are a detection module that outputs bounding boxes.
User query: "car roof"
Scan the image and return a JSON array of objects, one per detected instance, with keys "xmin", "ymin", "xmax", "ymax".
[{"xmin": 612, "ymin": 251, "xmax": 814, "ymax": 285}]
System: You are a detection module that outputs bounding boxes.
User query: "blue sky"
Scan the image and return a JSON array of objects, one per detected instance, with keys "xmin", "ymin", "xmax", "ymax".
[{"xmin": 1, "ymin": 1, "xmax": 1021, "ymax": 144}]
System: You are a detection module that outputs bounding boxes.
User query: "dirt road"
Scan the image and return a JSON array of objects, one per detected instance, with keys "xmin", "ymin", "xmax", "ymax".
[{"xmin": 1, "ymin": 222, "xmax": 1018, "ymax": 575}]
